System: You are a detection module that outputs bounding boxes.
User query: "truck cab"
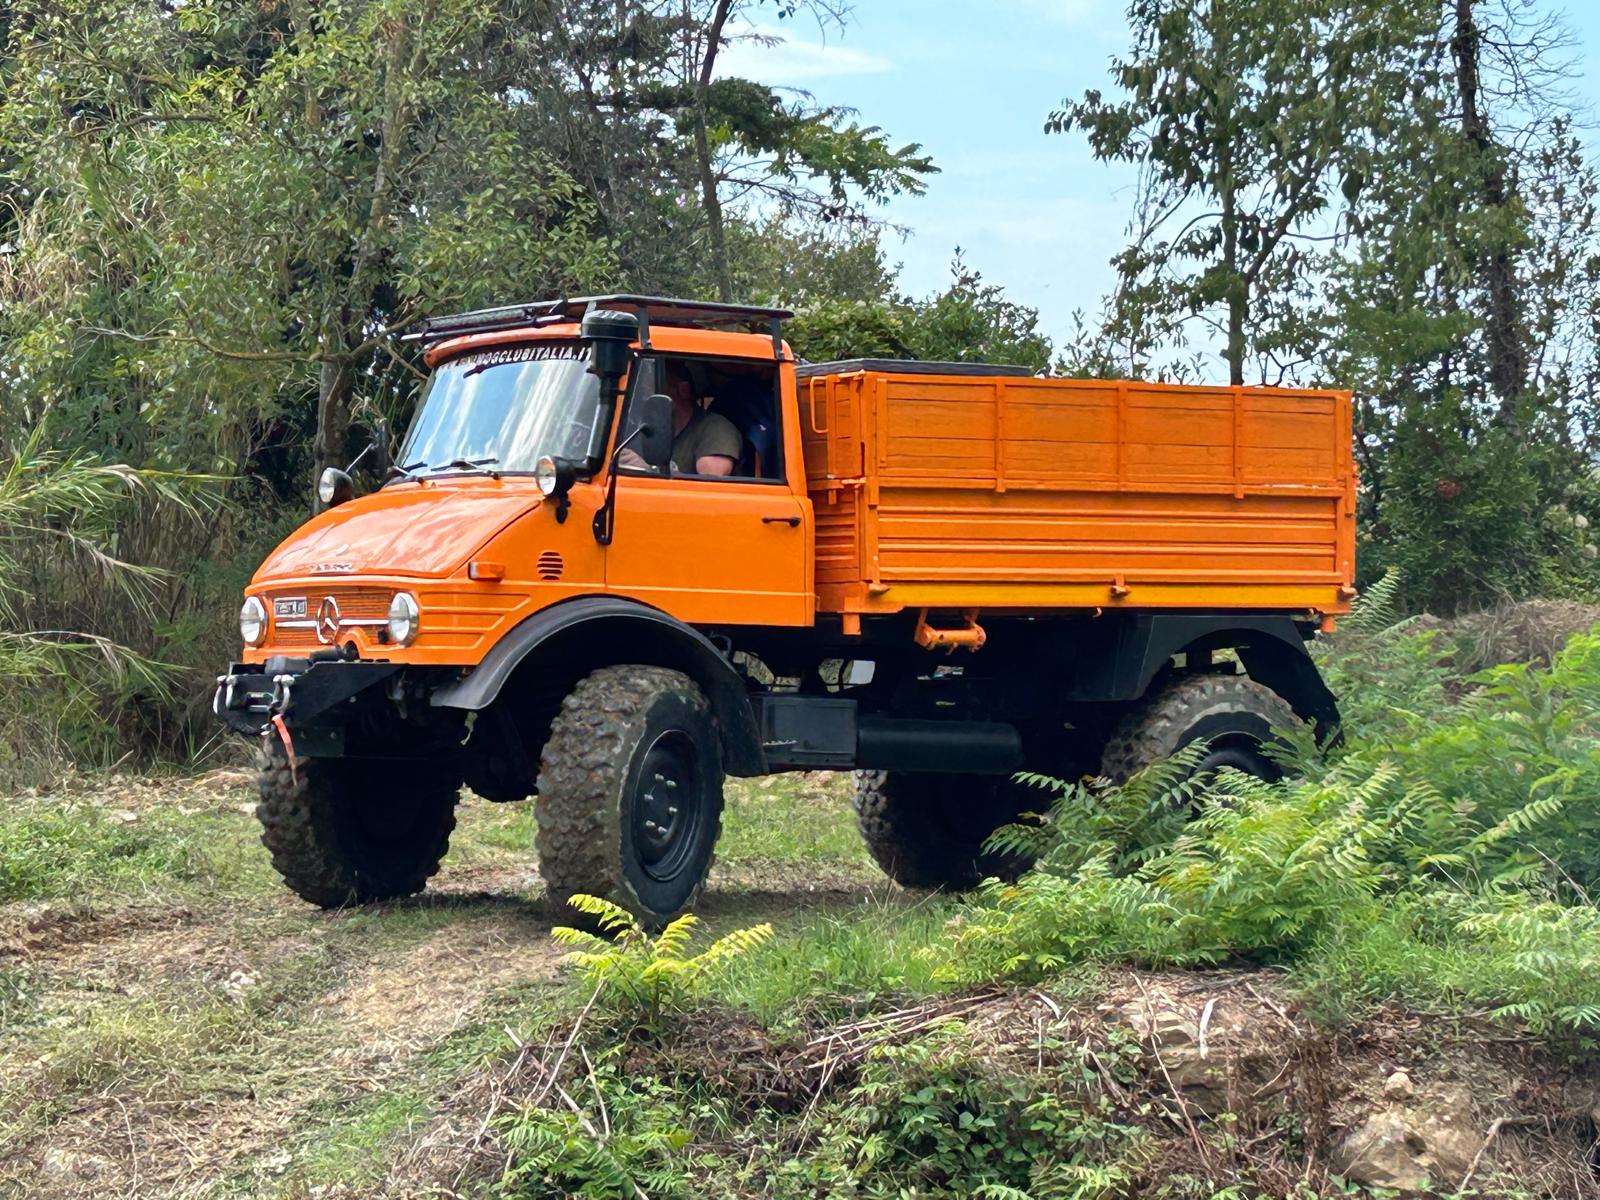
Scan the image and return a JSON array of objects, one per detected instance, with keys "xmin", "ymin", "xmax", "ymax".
[{"xmin": 217, "ymin": 295, "xmax": 1348, "ymax": 926}]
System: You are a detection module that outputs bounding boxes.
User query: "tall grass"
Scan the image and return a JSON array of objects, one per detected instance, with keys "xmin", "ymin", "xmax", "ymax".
[{"xmin": 0, "ymin": 433, "xmax": 213, "ymax": 777}]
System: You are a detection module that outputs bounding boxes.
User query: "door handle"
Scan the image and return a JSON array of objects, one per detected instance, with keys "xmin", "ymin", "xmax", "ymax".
[{"xmin": 762, "ymin": 515, "xmax": 802, "ymax": 527}]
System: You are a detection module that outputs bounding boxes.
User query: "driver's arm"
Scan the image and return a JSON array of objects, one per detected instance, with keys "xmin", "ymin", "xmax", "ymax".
[{"xmin": 687, "ymin": 411, "xmax": 742, "ymax": 477}]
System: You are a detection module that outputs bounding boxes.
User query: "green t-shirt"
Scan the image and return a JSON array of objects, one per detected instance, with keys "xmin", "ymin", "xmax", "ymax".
[{"xmin": 671, "ymin": 408, "xmax": 742, "ymax": 474}]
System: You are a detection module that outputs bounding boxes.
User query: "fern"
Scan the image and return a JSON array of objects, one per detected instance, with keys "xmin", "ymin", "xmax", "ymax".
[
  {"xmin": 553, "ymin": 896, "xmax": 772, "ymax": 1026},
  {"xmin": 1341, "ymin": 566, "xmax": 1405, "ymax": 635}
]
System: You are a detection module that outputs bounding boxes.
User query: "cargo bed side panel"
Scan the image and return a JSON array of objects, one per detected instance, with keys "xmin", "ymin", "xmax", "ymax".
[{"xmin": 801, "ymin": 371, "xmax": 1355, "ymax": 616}]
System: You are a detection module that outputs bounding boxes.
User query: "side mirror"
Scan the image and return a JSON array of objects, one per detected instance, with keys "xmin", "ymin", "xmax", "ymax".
[{"xmin": 636, "ymin": 393, "xmax": 674, "ymax": 470}]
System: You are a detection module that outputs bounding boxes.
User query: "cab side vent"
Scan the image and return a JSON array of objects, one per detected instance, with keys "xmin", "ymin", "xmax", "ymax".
[{"xmin": 536, "ymin": 551, "xmax": 564, "ymax": 581}]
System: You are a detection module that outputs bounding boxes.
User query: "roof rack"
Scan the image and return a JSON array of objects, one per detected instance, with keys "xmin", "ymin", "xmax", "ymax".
[
  {"xmin": 407, "ymin": 295, "xmax": 796, "ymax": 358},
  {"xmin": 795, "ymin": 358, "xmax": 1038, "ymax": 380}
]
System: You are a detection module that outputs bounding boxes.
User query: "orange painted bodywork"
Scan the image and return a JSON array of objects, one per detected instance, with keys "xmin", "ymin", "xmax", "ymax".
[
  {"xmin": 242, "ymin": 326, "xmax": 1355, "ymax": 667},
  {"xmin": 243, "ymin": 323, "xmax": 815, "ymax": 667},
  {"xmin": 799, "ymin": 369, "xmax": 1357, "ymax": 620}
]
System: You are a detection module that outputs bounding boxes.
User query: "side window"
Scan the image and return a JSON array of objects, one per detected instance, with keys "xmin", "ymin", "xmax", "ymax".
[{"xmin": 620, "ymin": 354, "xmax": 782, "ymax": 482}]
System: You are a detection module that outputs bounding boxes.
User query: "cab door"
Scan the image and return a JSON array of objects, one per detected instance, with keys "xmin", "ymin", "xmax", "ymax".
[{"xmin": 603, "ymin": 355, "xmax": 813, "ymax": 627}]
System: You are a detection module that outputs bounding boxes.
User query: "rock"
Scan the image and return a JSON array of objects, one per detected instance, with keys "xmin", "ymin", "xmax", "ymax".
[
  {"xmin": 40, "ymin": 1147, "xmax": 111, "ymax": 1182},
  {"xmin": 1383, "ymin": 1070, "xmax": 1415, "ymax": 1100},
  {"xmin": 1336, "ymin": 1082, "xmax": 1483, "ymax": 1192},
  {"xmin": 1115, "ymin": 996, "xmax": 1290, "ymax": 1116}
]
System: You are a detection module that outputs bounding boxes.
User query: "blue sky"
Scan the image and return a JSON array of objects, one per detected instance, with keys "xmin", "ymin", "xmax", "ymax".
[{"xmin": 720, "ymin": 0, "xmax": 1600, "ymax": 371}]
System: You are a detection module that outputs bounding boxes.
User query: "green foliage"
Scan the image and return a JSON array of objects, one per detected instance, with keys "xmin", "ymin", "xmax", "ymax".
[
  {"xmin": 1051, "ymin": 0, "xmax": 1434, "ymax": 384},
  {"xmin": 711, "ymin": 902, "xmax": 958, "ymax": 1026},
  {"xmin": 946, "ymin": 628, "xmax": 1600, "ymax": 1036},
  {"xmin": 0, "ymin": 803, "xmax": 248, "ymax": 902},
  {"xmin": 0, "ymin": 436, "xmax": 216, "ymax": 774},
  {"xmin": 494, "ymin": 1056, "xmax": 702, "ymax": 1200},
  {"xmin": 553, "ymin": 895, "xmax": 773, "ymax": 1025},
  {"xmin": 774, "ymin": 1030, "xmax": 1142, "ymax": 1199},
  {"xmin": 704, "ymin": 75, "xmax": 936, "ymax": 212},
  {"xmin": 790, "ymin": 253, "xmax": 1053, "ymax": 371}
]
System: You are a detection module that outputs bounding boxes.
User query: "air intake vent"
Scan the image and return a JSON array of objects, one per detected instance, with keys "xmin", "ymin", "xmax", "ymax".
[{"xmin": 536, "ymin": 551, "xmax": 564, "ymax": 581}]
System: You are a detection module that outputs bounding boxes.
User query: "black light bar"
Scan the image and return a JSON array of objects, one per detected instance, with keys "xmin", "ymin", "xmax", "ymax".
[{"xmin": 407, "ymin": 294, "xmax": 795, "ymax": 357}]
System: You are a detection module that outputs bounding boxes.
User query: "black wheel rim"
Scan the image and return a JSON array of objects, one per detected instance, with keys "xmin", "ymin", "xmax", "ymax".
[
  {"xmin": 1188, "ymin": 733, "xmax": 1281, "ymax": 785},
  {"xmin": 631, "ymin": 730, "xmax": 704, "ymax": 883}
]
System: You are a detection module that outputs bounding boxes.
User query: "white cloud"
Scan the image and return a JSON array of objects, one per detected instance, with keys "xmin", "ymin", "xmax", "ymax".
[{"xmin": 716, "ymin": 22, "xmax": 895, "ymax": 86}]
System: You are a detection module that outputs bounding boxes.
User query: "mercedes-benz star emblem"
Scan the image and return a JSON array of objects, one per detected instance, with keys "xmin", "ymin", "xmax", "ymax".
[{"xmin": 315, "ymin": 596, "xmax": 342, "ymax": 645}]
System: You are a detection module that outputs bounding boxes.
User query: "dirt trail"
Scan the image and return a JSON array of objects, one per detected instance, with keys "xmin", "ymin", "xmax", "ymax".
[
  {"xmin": 0, "ymin": 899, "xmax": 569, "ymax": 1198},
  {"xmin": 0, "ymin": 778, "xmax": 564, "ymax": 1199},
  {"xmin": 0, "ymin": 770, "xmax": 876, "ymax": 1199}
]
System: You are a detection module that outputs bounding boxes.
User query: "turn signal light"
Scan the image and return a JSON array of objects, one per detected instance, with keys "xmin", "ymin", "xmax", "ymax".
[{"xmin": 468, "ymin": 561, "xmax": 505, "ymax": 581}]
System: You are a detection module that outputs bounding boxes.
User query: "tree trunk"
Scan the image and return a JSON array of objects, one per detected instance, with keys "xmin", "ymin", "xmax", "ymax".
[
  {"xmin": 310, "ymin": 14, "xmax": 415, "ymax": 514},
  {"xmin": 1452, "ymin": 0, "xmax": 1527, "ymax": 431},
  {"xmin": 312, "ymin": 347, "xmax": 354, "ymax": 513},
  {"xmin": 691, "ymin": 0, "xmax": 735, "ymax": 302},
  {"xmin": 1211, "ymin": 0, "xmax": 1245, "ymax": 387}
]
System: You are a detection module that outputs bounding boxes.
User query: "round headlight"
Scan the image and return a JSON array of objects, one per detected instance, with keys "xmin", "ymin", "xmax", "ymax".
[
  {"xmin": 240, "ymin": 596, "xmax": 268, "ymax": 647},
  {"xmin": 534, "ymin": 455, "xmax": 559, "ymax": 497},
  {"xmin": 387, "ymin": 592, "xmax": 420, "ymax": 646},
  {"xmin": 535, "ymin": 455, "xmax": 576, "ymax": 500},
  {"xmin": 318, "ymin": 467, "xmax": 354, "ymax": 507}
]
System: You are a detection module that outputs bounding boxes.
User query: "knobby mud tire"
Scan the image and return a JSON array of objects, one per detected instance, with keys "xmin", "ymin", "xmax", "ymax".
[
  {"xmin": 255, "ymin": 742, "xmax": 459, "ymax": 908},
  {"xmin": 535, "ymin": 666, "xmax": 724, "ymax": 927},
  {"xmin": 852, "ymin": 771, "xmax": 1033, "ymax": 891},
  {"xmin": 1100, "ymin": 674, "xmax": 1299, "ymax": 784}
]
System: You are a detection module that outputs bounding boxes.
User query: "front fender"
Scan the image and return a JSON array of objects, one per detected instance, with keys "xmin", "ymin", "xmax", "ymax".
[{"xmin": 429, "ymin": 596, "xmax": 766, "ymax": 775}]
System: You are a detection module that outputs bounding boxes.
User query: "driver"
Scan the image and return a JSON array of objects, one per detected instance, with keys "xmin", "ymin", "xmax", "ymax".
[{"xmin": 618, "ymin": 364, "xmax": 741, "ymax": 476}]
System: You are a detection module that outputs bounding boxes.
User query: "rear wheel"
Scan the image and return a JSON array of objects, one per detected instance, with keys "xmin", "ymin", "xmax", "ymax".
[
  {"xmin": 255, "ymin": 743, "xmax": 460, "ymax": 907},
  {"xmin": 1100, "ymin": 674, "xmax": 1297, "ymax": 785},
  {"xmin": 853, "ymin": 772, "xmax": 1036, "ymax": 890},
  {"xmin": 535, "ymin": 666, "xmax": 724, "ymax": 926}
]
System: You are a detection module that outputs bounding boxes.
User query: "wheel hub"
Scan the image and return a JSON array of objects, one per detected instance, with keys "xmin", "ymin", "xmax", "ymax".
[{"xmin": 632, "ymin": 731, "xmax": 700, "ymax": 881}]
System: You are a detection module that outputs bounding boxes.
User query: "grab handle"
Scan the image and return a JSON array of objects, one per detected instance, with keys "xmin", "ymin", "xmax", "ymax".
[{"xmin": 807, "ymin": 385, "xmax": 830, "ymax": 435}]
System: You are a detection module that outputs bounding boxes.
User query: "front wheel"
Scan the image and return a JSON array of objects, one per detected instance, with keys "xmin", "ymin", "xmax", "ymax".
[
  {"xmin": 255, "ymin": 743, "xmax": 460, "ymax": 907},
  {"xmin": 535, "ymin": 666, "xmax": 724, "ymax": 926}
]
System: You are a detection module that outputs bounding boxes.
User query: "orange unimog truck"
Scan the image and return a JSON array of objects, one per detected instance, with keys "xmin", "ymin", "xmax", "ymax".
[{"xmin": 215, "ymin": 296, "xmax": 1356, "ymax": 922}]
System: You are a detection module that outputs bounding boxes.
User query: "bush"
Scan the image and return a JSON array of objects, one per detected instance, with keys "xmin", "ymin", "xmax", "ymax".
[{"xmin": 943, "ymin": 630, "xmax": 1600, "ymax": 1037}]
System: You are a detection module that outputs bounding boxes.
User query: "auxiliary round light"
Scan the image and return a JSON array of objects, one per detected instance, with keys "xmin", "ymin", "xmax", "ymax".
[{"xmin": 535, "ymin": 455, "xmax": 560, "ymax": 496}]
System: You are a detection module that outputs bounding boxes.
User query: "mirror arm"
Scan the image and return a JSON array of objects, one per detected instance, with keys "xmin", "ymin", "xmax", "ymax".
[
  {"xmin": 592, "ymin": 423, "xmax": 650, "ymax": 547},
  {"xmin": 343, "ymin": 441, "xmax": 375, "ymax": 475}
]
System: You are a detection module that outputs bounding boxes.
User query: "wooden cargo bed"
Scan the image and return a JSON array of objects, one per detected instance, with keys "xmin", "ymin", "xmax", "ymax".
[{"xmin": 795, "ymin": 362, "xmax": 1357, "ymax": 618}]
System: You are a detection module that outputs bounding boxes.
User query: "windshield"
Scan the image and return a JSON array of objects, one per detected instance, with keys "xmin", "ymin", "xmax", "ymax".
[{"xmin": 397, "ymin": 343, "xmax": 602, "ymax": 476}]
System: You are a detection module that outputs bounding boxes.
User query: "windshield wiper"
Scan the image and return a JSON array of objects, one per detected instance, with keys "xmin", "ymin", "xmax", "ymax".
[
  {"xmin": 388, "ymin": 456, "xmax": 500, "ymax": 482},
  {"xmin": 435, "ymin": 456, "xmax": 500, "ymax": 475}
]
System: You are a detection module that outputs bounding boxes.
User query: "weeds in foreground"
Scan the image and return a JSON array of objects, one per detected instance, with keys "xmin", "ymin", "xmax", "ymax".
[
  {"xmin": 949, "ymin": 630, "xmax": 1600, "ymax": 1038},
  {"xmin": 552, "ymin": 895, "xmax": 773, "ymax": 1027}
]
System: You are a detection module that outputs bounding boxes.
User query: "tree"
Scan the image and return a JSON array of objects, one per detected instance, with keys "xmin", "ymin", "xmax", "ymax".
[
  {"xmin": 673, "ymin": 0, "xmax": 935, "ymax": 301},
  {"xmin": 1051, "ymin": 0, "xmax": 1433, "ymax": 385},
  {"xmin": 1323, "ymin": 0, "xmax": 1600, "ymax": 609},
  {"xmin": 788, "ymin": 253, "xmax": 1052, "ymax": 372},
  {"xmin": 1, "ymin": 0, "xmax": 613, "ymax": 509}
]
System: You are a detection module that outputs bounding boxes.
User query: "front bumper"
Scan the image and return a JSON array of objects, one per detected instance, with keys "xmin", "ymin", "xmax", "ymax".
[{"xmin": 213, "ymin": 658, "xmax": 402, "ymax": 741}]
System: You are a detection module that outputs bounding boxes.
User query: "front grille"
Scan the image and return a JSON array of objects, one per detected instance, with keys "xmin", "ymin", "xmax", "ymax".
[{"xmin": 267, "ymin": 586, "xmax": 391, "ymax": 649}]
